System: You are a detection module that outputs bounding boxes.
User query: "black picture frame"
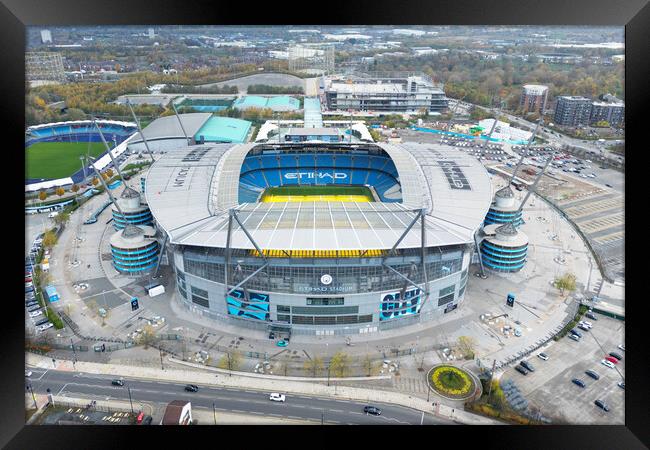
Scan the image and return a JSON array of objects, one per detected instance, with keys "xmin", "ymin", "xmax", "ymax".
[{"xmin": 1, "ymin": 0, "xmax": 646, "ymax": 448}]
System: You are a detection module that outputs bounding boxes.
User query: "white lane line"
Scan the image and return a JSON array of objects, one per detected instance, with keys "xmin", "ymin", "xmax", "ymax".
[
  {"xmin": 269, "ymin": 413, "xmax": 282, "ymax": 417},
  {"xmin": 330, "ymin": 409, "xmax": 344, "ymax": 413},
  {"xmin": 349, "ymin": 412, "xmax": 362, "ymax": 415},
  {"xmin": 288, "ymin": 416, "xmax": 302, "ymax": 420}
]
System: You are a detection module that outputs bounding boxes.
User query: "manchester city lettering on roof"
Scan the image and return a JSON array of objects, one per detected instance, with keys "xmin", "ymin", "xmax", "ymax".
[{"xmin": 438, "ymin": 160, "xmax": 471, "ymax": 190}]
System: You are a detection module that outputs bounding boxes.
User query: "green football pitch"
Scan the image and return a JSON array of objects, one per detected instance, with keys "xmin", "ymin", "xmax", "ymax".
[{"xmin": 25, "ymin": 141, "xmax": 107, "ymax": 180}]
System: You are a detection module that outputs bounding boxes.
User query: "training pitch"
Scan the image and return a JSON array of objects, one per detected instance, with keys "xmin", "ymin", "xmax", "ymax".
[
  {"xmin": 260, "ymin": 185, "xmax": 375, "ymax": 203},
  {"xmin": 26, "ymin": 141, "xmax": 107, "ymax": 180}
]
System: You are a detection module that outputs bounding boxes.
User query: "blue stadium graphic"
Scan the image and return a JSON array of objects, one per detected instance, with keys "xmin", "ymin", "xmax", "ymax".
[
  {"xmin": 379, "ymin": 288, "xmax": 422, "ymax": 321},
  {"xmin": 238, "ymin": 147, "xmax": 402, "ymax": 203},
  {"xmin": 226, "ymin": 289, "xmax": 270, "ymax": 321}
]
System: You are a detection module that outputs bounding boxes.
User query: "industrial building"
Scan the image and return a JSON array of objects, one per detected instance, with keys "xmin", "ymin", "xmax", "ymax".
[{"xmin": 324, "ymin": 74, "xmax": 448, "ymax": 114}]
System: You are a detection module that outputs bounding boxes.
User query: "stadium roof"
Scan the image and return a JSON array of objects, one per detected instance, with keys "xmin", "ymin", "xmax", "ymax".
[
  {"xmin": 194, "ymin": 116, "xmax": 252, "ymax": 143},
  {"xmin": 146, "ymin": 142, "xmax": 492, "ymax": 251},
  {"xmin": 130, "ymin": 113, "xmax": 211, "ymax": 142}
]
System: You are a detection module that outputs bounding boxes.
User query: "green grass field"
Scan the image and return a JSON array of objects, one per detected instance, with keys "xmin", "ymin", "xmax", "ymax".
[
  {"xmin": 26, "ymin": 142, "xmax": 107, "ymax": 180},
  {"xmin": 260, "ymin": 185, "xmax": 375, "ymax": 203}
]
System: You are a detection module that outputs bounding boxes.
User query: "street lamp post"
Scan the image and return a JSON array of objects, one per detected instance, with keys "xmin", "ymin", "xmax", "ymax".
[
  {"xmin": 26, "ymin": 384, "xmax": 37, "ymax": 409},
  {"xmin": 213, "ymin": 402, "xmax": 217, "ymax": 425},
  {"xmin": 327, "ymin": 364, "xmax": 331, "ymax": 387},
  {"xmin": 70, "ymin": 338, "xmax": 77, "ymax": 370},
  {"xmin": 159, "ymin": 346, "xmax": 164, "ymax": 370},
  {"xmin": 127, "ymin": 386, "xmax": 134, "ymax": 414}
]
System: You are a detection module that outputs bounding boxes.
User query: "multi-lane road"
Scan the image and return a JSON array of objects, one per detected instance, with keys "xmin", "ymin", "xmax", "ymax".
[{"xmin": 25, "ymin": 367, "xmax": 452, "ymax": 425}]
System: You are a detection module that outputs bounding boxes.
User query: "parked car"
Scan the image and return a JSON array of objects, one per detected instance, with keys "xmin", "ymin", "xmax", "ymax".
[
  {"xmin": 520, "ymin": 361, "xmax": 535, "ymax": 372},
  {"xmin": 34, "ymin": 318, "xmax": 50, "ymax": 327},
  {"xmin": 568, "ymin": 334, "xmax": 580, "ymax": 342},
  {"xmin": 608, "ymin": 352, "xmax": 623, "ymax": 361},
  {"xmin": 618, "ymin": 381, "xmax": 625, "ymax": 390},
  {"xmin": 605, "ymin": 356, "xmax": 618, "ymax": 365},
  {"xmin": 571, "ymin": 378, "xmax": 586, "ymax": 388},
  {"xmin": 29, "ymin": 310, "xmax": 43, "ymax": 318},
  {"xmin": 514, "ymin": 365, "xmax": 529, "ymax": 376},
  {"xmin": 25, "ymin": 370, "xmax": 32, "ymax": 377},
  {"xmin": 570, "ymin": 329, "xmax": 582, "ymax": 338},
  {"xmin": 184, "ymin": 384, "xmax": 199, "ymax": 392},
  {"xmin": 618, "ymin": 344, "xmax": 625, "ymax": 351},
  {"xmin": 27, "ymin": 305, "xmax": 42, "ymax": 313},
  {"xmin": 269, "ymin": 393, "xmax": 286, "ymax": 402},
  {"xmin": 363, "ymin": 406, "xmax": 382, "ymax": 416},
  {"xmin": 601, "ymin": 360, "xmax": 615, "ymax": 369},
  {"xmin": 585, "ymin": 312, "xmax": 598, "ymax": 320},
  {"xmin": 111, "ymin": 379, "xmax": 124, "ymax": 386},
  {"xmin": 142, "ymin": 415, "xmax": 153, "ymax": 425},
  {"xmin": 25, "ymin": 301, "xmax": 39, "ymax": 308},
  {"xmin": 578, "ymin": 324, "xmax": 590, "ymax": 332},
  {"xmin": 36, "ymin": 322, "xmax": 53, "ymax": 332},
  {"xmin": 585, "ymin": 370, "xmax": 600, "ymax": 380},
  {"xmin": 268, "ymin": 332, "xmax": 275, "ymax": 340},
  {"xmin": 594, "ymin": 399, "xmax": 610, "ymax": 412},
  {"xmin": 579, "ymin": 321, "xmax": 593, "ymax": 329},
  {"xmin": 537, "ymin": 352, "xmax": 549, "ymax": 361}
]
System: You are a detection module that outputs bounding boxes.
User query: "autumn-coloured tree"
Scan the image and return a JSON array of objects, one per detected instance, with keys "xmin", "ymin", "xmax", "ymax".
[{"xmin": 55, "ymin": 187, "xmax": 65, "ymax": 197}]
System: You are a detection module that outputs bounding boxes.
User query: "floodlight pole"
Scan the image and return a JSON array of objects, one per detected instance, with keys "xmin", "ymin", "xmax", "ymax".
[
  {"xmin": 444, "ymin": 94, "xmax": 466, "ymax": 136},
  {"xmin": 93, "ymin": 118, "xmax": 125, "ymax": 182},
  {"xmin": 87, "ymin": 155, "xmax": 125, "ymax": 217},
  {"xmin": 517, "ymin": 146, "xmax": 554, "ymax": 213},
  {"xmin": 126, "ymin": 99, "xmax": 155, "ymax": 163},
  {"xmin": 224, "ymin": 212, "xmax": 233, "ymax": 302},
  {"xmin": 171, "ymin": 102, "xmax": 191, "ymax": 146},
  {"xmin": 508, "ymin": 120, "xmax": 542, "ymax": 186},
  {"xmin": 480, "ymin": 107, "xmax": 501, "ymax": 150}
]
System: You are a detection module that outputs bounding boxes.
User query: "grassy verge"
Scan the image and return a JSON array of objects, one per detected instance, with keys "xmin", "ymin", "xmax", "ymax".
[{"xmin": 554, "ymin": 304, "xmax": 588, "ymax": 341}]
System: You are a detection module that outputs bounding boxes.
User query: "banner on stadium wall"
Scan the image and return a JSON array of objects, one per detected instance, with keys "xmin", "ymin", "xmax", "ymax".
[
  {"xmin": 379, "ymin": 287, "xmax": 422, "ymax": 321},
  {"xmin": 226, "ymin": 289, "xmax": 270, "ymax": 321}
]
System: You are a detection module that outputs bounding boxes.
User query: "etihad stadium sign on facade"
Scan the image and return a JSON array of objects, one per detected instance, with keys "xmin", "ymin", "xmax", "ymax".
[{"xmin": 283, "ymin": 172, "xmax": 348, "ymax": 180}]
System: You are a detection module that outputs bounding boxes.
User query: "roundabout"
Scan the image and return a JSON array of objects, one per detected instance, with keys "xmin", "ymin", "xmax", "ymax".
[{"xmin": 426, "ymin": 364, "xmax": 479, "ymax": 401}]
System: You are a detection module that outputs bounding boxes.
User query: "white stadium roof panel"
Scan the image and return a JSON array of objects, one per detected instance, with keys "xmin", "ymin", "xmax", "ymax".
[{"xmin": 146, "ymin": 141, "xmax": 492, "ymax": 251}]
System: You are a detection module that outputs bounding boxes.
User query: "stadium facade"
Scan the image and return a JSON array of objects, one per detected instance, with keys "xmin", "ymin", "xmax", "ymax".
[{"xmin": 146, "ymin": 141, "xmax": 492, "ymax": 335}]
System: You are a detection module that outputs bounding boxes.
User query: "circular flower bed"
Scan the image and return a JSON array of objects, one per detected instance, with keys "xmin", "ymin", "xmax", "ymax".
[{"xmin": 427, "ymin": 365, "xmax": 476, "ymax": 399}]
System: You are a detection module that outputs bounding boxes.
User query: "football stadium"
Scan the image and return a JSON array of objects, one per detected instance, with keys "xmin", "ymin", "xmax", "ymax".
[
  {"xmin": 25, "ymin": 120, "xmax": 137, "ymax": 184},
  {"xmin": 146, "ymin": 141, "xmax": 492, "ymax": 335}
]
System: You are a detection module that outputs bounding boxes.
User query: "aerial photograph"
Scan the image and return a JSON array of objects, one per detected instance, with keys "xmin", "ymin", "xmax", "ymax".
[{"xmin": 24, "ymin": 25, "xmax": 624, "ymax": 426}]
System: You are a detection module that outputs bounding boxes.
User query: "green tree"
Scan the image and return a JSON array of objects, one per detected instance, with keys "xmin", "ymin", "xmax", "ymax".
[
  {"xmin": 303, "ymin": 356, "xmax": 324, "ymax": 377},
  {"xmin": 42, "ymin": 230, "xmax": 58, "ymax": 248},
  {"xmin": 65, "ymin": 108, "xmax": 86, "ymax": 121},
  {"xmin": 217, "ymin": 350, "xmax": 241, "ymax": 375},
  {"xmin": 457, "ymin": 336, "xmax": 477, "ymax": 359},
  {"xmin": 362, "ymin": 354, "xmax": 376, "ymax": 376},
  {"xmin": 53, "ymin": 211, "xmax": 70, "ymax": 226},
  {"xmin": 329, "ymin": 352, "xmax": 351, "ymax": 378},
  {"xmin": 554, "ymin": 272, "xmax": 577, "ymax": 296},
  {"xmin": 137, "ymin": 324, "xmax": 157, "ymax": 347}
]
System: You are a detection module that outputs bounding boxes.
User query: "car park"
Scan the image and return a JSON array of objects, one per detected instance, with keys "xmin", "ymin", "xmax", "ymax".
[
  {"xmin": 594, "ymin": 400, "xmax": 610, "ymax": 412},
  {"xmin": 111, "ymin": 379, "xmax": 124, "ymax": 386},
  {"xmin": 364, "ymin": 406, "xmax": 382, "ymax": 416},
  {"xmin": 514, "ymin": 365, "xmax": 529, "ymax": 376},
  {"xmin": 571, "ymin": 378, "xmax": 586, "ymax": 388},
  {"xmin": 600, "ymin": 360, "xmax": 615, "ymax": 369},
  {"xmin": 184, "ymin": 384, "xmax": 199, "ymax": 392},
  {"xmin": 585, "ymin": 370, "xmax": 600, "ymax": 380},
  {"xmin": 537, "ymin": 352, "xmax": 549, "ymax": 361},
  {"xmin": 608, "ymin": 352, "xmax": 623, "ymax": 361},
  {"xmin": 269, "ymin": 393, "xmax": 286, "ymax": 402}
]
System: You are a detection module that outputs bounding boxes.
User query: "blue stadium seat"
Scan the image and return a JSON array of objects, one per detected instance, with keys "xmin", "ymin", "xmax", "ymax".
[
  {"xmin": 351, "ymin": 169, "xmax": 367, "ymax": 185},
  {"xmin": 298, "ymin": 154, "xmax": 316, "ymax": 168},
  {"xmin": 335, "ymin": 154, "xmax": 352, "ymax": 168}
]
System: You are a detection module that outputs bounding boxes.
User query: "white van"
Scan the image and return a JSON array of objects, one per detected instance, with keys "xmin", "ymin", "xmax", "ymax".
[{"xmin": 48, "ymin": 211, "xmax": 59, "ymax": 218}]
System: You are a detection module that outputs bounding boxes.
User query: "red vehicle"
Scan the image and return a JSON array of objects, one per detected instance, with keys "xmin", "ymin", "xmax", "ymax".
[
  {"xmin": 136, "ymin": 411, "xmax": 144, "ymax": 424},
  {"xmin": 25, "ymin": 277, "xmax": 32, "ymax": 283},
  {"xmin": 605, "ymin": 356, "xmax": 618, "ymax": 364}
]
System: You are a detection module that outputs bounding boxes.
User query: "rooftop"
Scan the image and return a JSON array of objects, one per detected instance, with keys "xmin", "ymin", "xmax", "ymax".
[{"xmin": 146, "ymin": 142, "xmax": 492, "ymax": 251}]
